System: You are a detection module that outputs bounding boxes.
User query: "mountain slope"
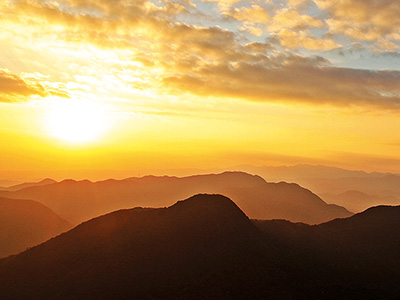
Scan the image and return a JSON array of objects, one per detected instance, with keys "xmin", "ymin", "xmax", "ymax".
[
  {"xmin": 0, "ymin": 172, "xmax": 351, "ymax": 224},
  {"xmin": 0, "ymin": 196, "xmax": 398, "ymax": 300},
  {"xmin": 0, "ymin": 195, "xmax": 287, "ymax": 300},
  {"xmin": 235, "ymin": 165, "xmax": 400, "ymax": 209},
  {"xmin": 254, "ymin": 205, "xmax": 400, "ymax": 299},
  {"xmin": 0, "ymin": 197, "xmax": 72, "ymax": 258}
]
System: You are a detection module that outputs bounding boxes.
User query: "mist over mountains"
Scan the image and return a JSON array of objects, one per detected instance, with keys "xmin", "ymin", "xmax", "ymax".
[
  {"xmin": 2, "ymin": 164, "xmax": 399, "ymax": 214},
  {"xmin": 321, "ymin": 190, "xmax": 400, "ymax": 213},
  {"xmin": 235, "ymin": 164, "xmax": 400, "ymax": 212},
  {"xmin": 1, "ymin": 165, "xmax": 399, "ymax": 299},
  {"xmin": 0, "ymin": 197, "xmax": 71, "ymax": 258},
  {"xmin": 0, "ymin": 178, "xmax": 57, "ymax": 192},
  {"xmin": 0, "ymin": 171, "xmax": 351, "ymax": 225}
]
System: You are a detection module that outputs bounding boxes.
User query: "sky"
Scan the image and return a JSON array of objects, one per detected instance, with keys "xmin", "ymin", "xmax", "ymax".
[{"xmin": 1, "ymin": 0, "xmax": 400, "ymax": 181}]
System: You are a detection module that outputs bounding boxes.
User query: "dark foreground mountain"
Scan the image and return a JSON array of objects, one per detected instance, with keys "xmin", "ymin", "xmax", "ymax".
[
  {"xmin": 254, "ymin": 205, "xmax": 400, "ymax": 299},
  {"xmin": 0, "ymin": 195, "xmax": 398, "ymax": 300},
  {"xmin": 0, "ymin": 197, "xmax": 72, "ymax": 258},
  {"xmin": 0, "ymin": 172, "xmax": 351, "ymax": 224}
]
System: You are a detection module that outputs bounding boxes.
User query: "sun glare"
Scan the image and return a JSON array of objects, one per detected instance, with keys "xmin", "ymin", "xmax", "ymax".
[{"xmin": 45, "ymin": 99, "xmax": 109, "ymax": 144}]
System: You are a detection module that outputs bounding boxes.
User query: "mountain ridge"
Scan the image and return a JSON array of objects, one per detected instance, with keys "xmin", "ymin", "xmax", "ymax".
[
  {"xmin": 0, "ymin": 195, "xmax": 398, "ymax": 300},
  {"xmin": 0, "ymin": 172, "xmax": 351, "ymax": 225},
  {"xmin": 1, "ymin": 178, "xmax": 57, "ymax": 192},
  {"xmin": 0, "ymin": 196, "xmax": 72, "ymax": 258}
]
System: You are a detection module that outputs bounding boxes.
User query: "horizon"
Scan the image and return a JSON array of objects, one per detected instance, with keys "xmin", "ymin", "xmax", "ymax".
[{"xmin": 1, "ymin": 163, "xmax": 398, "ymax": 187}]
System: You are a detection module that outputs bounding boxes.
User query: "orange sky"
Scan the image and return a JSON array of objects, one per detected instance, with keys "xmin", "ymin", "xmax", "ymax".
[{"xmin": 1, "ymin": 0, "xmax": 400, "ymax": 181}]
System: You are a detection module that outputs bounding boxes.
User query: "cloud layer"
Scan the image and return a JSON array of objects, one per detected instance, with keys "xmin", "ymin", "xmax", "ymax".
[{"xmin": 0, "ymin": 0, "xmax": 399, "ymax": 110}]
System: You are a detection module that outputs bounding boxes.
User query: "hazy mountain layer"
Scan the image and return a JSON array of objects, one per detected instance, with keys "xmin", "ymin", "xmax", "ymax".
[
  {"xmin": 0, "ymin": 178, "xmax": 57, "ymax": 192},
  {"xmin": 0, "ymin": 172, "xmax": 351, "ymax": 224},
  {"xmin": 0, "ymin": 197, "xmax": 72, "ymax": 258},
  {"xmin": 235, "ymin": 164, "xmax": 400, "ymax": 211},
  {"xmin": 236, "ymin": 164, "xmax": 382, "ymax": 181},
  {"xmin": 321, "ymin": 190, "xmax": 400, "ymax": 213},
  {"xmin": 295, "ymin": 175, "xmax": 400, "ymax": 198}
]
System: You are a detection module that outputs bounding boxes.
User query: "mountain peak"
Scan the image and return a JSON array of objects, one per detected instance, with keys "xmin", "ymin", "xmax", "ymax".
[
  {"xmin": 38, "ymin": 178, "xmax": 56, "ymax": 184},
  {"xmin": 168, "ymin": 194, "xmax": 254, "ymax": 235},
  {"xmin": 318, "ymin": 205, "xmax": 400, "ymax": 231},
  {"xmin": 171, "ymin": 193, "xmax": 246, "ymax": 213},
  {"xmin": 353, "ymin": 205, "xmax": 400, "ymax": 221}
]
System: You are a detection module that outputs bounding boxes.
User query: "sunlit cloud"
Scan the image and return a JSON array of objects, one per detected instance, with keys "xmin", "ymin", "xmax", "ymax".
[
  {"xmin": 0, "ymin": 69, "xmax": 47, "ymax": 102},
  {"xmin": 268, "ymin": 8, "xmax": 324, "ymax": 31},
  {"xmin": 272, "ymin": 28, "xmax": 341, "ymax": 50},
  {"xmin": 315, "ymin": 0, "xmax": 400, "ymax": 48},
  {"xmin": 162, "ymin": 54, "xmax": 400, "ymax": 110},
  {"xmin": 0, "ymin": 0, "xmax": 398, "ymax": 112}
]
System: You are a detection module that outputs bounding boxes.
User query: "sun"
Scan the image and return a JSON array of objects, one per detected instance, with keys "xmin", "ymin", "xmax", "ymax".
[{"xmin": 45, "ymin": 99, "xmax": 109, "ymax": 144}]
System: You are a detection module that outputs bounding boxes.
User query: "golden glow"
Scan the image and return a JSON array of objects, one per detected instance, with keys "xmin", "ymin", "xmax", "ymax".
[
  {"xmin": 0, "ymin": 0, "xmax": 400, "ymax": 181},
  {"xmin": 44, "ymin": 99, "xmax": 109, "ymax": 144}
]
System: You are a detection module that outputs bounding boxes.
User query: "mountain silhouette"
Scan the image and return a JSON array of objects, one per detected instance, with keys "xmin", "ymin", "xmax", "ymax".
[
  {"xmin": 255, "ymin": 205, "xmax": 400, "ymax": 299},
  {"xmin": 237, "ymin": 164, "xmax": 377, "ymax": 181},
  {"xmin": 256, "ymin": 205, "xmax": 400, "ymax": 250},
  {"xmin": 235, "ymin": 165, "xmax": 400, "ymax": 211},
  {"xmin": 0, "ymin": 195, "xmax": 280, "ymax": 299},
  {"xmin": 293, "ymin": 174, "xmax": 400, "ymax": 198},
  {"xmin": 0, "ymin": 195, "xmax": 398, "ymax": 300},
  {"xmin": 0, "ymin": 172, "xmax": 351, "ymax": 225},
  {"xmin": 0, "ymin": 179, "xmax": 18, "ymax": 189},
  {"xmin": 0, "ymin": 178, "xmax": 57, "ymax": 192},
  {"xmin": 0, "ymin": 196, "xmax": 71, "ymax": 258}
]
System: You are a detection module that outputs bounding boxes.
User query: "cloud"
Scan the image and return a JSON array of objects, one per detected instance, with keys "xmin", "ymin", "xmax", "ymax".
[
  {"xmin": 227, "ymin": 4, "xmax": 270, "ymax": 23},
  {"xmin": 225, "ymin": 4, "xmax": 270, "ymax": 36},
  {"xmin": 288, "ymin": 0, "xmax": 309, "ymax": 7},
  {"xmin": 268, "ymin": 8, "xmax": 324, "ymax": 31},
  {"xmin": 0, "ymin": 69, "xmax": 47, "ymax": 102},
  {"xmin": 202, "ymin": 0, "xmax": 241, "ymax": 12},
  {"xmin": 315, "ymin": 0, "xmax": 400, "ymax": 48},
  {"xmin": 273, "ymin": 28, "xmax": 341, "ymax": 50},
  {"xmin": 1, "ymin": 0, "xmax": 399, "ymax": 111},
  {"xmin": 162, "ymin": 53, "xmax": 400, "ymax": 110}
]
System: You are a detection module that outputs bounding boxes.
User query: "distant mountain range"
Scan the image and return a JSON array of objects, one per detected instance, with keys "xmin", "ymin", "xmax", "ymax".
[
  {"xmin": 0, "ymin": 180, "xmax": 19, "ymax": 188},
  {"xmin": 0, "ymin": 172, "xmax": 351, "ymax": 225},
  {"xmin": 236, "ymin": 164, "xmax": 386, "ymax": 180},
  {"xmin": 0, "ymin": 194, "xmax": 398, "ymax": 300},
  {"xmin": 321, "ymin": 190, "xmax": 400, "ymax": 213},
  {"xmin": 2, "ymin": 164, "xmax": 399, "ymax": 213},
  {"xmin": 0, "ymin": 197, "xmax": 71, "ymax": 258},
  {"xmin": 234, "ymin": 164, "xmax": 400, "ymax": 211},
  {"xmin": 0, "ymin": 178, "xmax": 56, "ymax": 192},
  {"xmin": 294, "ymin": 174, "xmax": 400, "ymax": 196}
]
